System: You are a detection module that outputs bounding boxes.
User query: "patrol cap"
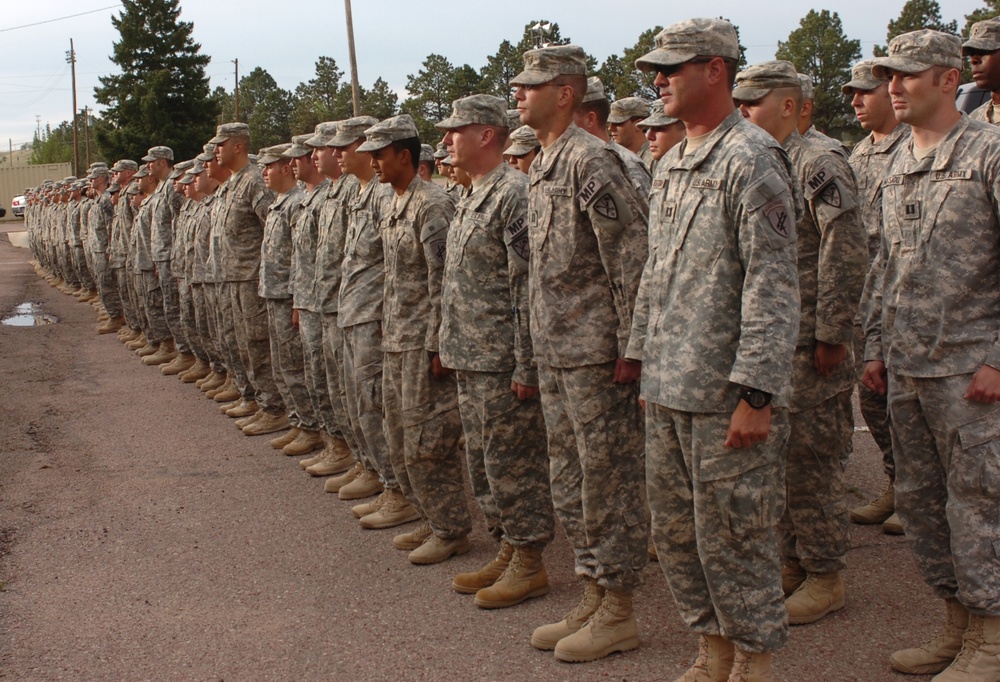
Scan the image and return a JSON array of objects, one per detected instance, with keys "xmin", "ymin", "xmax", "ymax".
[
  {"xmin": 63, "ymin": 176, "xmax": 77, "ymax": 183},
  {"xmin": 506, "ymin": 109, "xmax": 522, "ymax": 130},
  {"xmin": 798, "ymin": 74, "xmax": 814, "ymax": 100},
  {"xmin": 357, "ymin": 114, "xmax": 420, "ymax": 153},
  {"xmin": 582, "ymin": 77, "xmax": 607, "ymax": 103},
  {"xmin": 189, "ymin": 160, "xmax": 207, "ymax": 175},
  {"xmin": 419, "ymin": 144, "xmax": 435, "ymax": 162},
  {"xmin": 108, "ymin": 183, "xmax": 121, "ymax": 194},
  {"xmin": 142, "ymin": 145, "xmax": 174, "ymax": 162},
  {"xmin": 842, "ymin": 60, "xmax": 883, "ymax": 93},
  {"xmin": 872, "ymin": 29, "xmax": 963, "ymax": 78},
  {"xmin": 329, "ymin": 116, "xmax": 380, "ymax": 147},
  {"xmin": 504, "ymin": 125, "xmax": 541, "ymax": 157},
  {"xmin": 433, "ymin": 142, "xmax": 448, "ymax": 159},
  {"xmin": 635, "ymin": 18, "xmax": 740, "ymax": 71},
  {"xmin": 608, "ymin": 97, "xmax": 651, "ymax": 124},
  {"xmin": 178, "ymin": 174, "xmax": 195, "ymax": 185},
  {"xmin": 305, "ymin": 121, "xmax": 338, "ymax": 147},
  {"xmin": 637, "ymin": 100, "xmax": 679, "ymax": 129},
  {"xmin": 436, "ymin": 94, "xmax": 509, "ymax": 129},
  {"xmin": 87, "ymin": 167, "xmax": 111, "ymax": 180},
  {"xmin": 284, "ymin": 134, "xmax": 314, "ymax": 158},
  {"xmin": 196, "ymin": 143, "xmax": 217, "ymax": 162},
  {"xmin": 259, "ymin": 143, "xmax": 292, "ymax": 165},
  {"xmin": 732, "ymin": 60, "xmax": 801, "ymax": 102},
  {"xmin": 511, "ymin": 44, "xmax": 588, "ymax": 86},
  {"xmin": 133, "ymin": 165, "xmax": 150, "ymax": 178},
  {"xmin": 441, "ymin": 154, "xmax": 454, "ymax": 165},
  {"xmin": 168, "ymin": 159, "xmax": 194, "ymax": 180},
  {"xmin": 964, "ymin": 17, "xmax": 1000, "ymax": 54},
  {"xmin": 248, "ymin": 154, "xmax": 259, "ymax": 164},
  {"xmin": 209, "ymin": 122, "xmax": 251, "ymax": 144},
  {"xmin": 125, "ymin": 183, "xmax": 140, "ymax": 196}
]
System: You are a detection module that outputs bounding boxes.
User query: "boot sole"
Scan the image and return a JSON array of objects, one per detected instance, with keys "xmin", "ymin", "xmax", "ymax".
[
  {"xmin": 360, "ymin": 511, "xmax": 420, "ymax": 530},
  {"xmin": 243, "ymin": 423, "xmax": 290, "ymax": 436},
  {"xmin": 409, "ymin": 541, "xmax": 471, "ymax": 565},
  {"xmin": 788, "ymin": 596, "xmax": 845, "ymax": 625},
  {"xmin": 553, "ymin": 636, "xmax": 639, "ymax": 662},
  {"xmin": 475, "ymin": 584, "xmax": 550, "ymax": 609},
  {"xmin": 338, "ymin": 484, "xmax": 382, "ymax": 501},
  {"xmin": 889, "ymin": 656, "xmax": 953, "ymax": 675}
]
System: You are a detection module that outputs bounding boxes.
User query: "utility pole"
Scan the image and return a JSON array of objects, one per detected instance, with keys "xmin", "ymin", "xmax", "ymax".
[
  {"xmin": 233, "ymin": 58, "xmax": 240, "ymax": 121},
  {"xmin": 344, "ymin": 0, "xmax": 361, "ymax": 115},
  {"xmin": 83, "ymin": 106, "xmax": 91, "ymax": 167},
  {"xmin": 66, "ymin": 39, "xmax": 79, "ymax": 177}
]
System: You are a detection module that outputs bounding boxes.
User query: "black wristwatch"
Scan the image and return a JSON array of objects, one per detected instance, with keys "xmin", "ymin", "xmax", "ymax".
[{"xmin": 740, "ymin": 386, "xmax": 772, "ymax": 410}]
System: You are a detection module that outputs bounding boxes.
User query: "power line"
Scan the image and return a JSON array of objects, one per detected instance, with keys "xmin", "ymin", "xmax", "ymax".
[{"xmin": 0, "ymin": 5, "xmax": 120, "ymax": 34}]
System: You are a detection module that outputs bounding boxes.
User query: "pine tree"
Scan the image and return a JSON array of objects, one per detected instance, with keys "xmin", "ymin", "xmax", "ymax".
[
  {"xmin": 93, "ymin": 0, "xmax": 217, "ymax": 163},
  {"xmin": 874, "ymin": 0, "xmax": 958, "ymax": 56}
]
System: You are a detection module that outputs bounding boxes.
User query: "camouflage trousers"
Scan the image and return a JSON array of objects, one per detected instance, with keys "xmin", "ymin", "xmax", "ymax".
[
  {"xmin": 342, "ymin": 321, "xmax": 397, "ymax": 489},
  {"xmin": 177, "ymin": 277, "xmax": 204, "ymax": 361},
  {"xmin": 266, "ymin": 298, "xmax": 316, "ymax": 430},
  {"xmin": 72, "ymin": 245, "xmax": 95, "ymax": 290},
  {"xmin": 227, "ymin": 280, "xmax": 283, "ymax": 414},
  {"xmin": 138, "ymin": 269, "xmax": 169, "ymax": 345},
  {"xmin": 456, "ymin": 369, "xmax": 554, "ymax": 548},
  {"xmin": 93, "ymin": 256, "xmax": 123, "ymax": 319},
  {"xmin": 298, "ymin": 310, "xmax": 336, "ymax": 436},
  {"xmin": 888, "ymin": 372, "xmax": 1000, "ymax": 614},
  {"xmin": 191, "ymin": 283, "xmax": 223, "ymax": 370},
  {"xmin": 383, "ymin": 349, "xmax": 471, "ymax": 539},
  {"xmin": 155, "ymin": 261, "xmax": 189, "ymax": 354},
  {"xmin": 216, "ymin": 282, "xmax": 250, "ymax": 399},
  {"xmin": 321, "ymin": 313, "xmax": 360, "ymax": 453},
  {"xmin": 126, "ymin": 270, "xmax": 147, "ymax": 333},
  {"xmin": 778, "ymin": 390, "xmax": 852, "ymax": 573},
  {"xmin": 855, "ymin": 325, "xmax": 894, "ymax": 479},
  {"xmin": 114, "ymin": 267, "xmax": 139, "ymax": 330},
  {"xmin": 646, "ymin": 402, "xmax": 789, "ymax": 653},
  {"xmin": 538, "ymin": 362, "xmax": 647, "ymax": 593}
]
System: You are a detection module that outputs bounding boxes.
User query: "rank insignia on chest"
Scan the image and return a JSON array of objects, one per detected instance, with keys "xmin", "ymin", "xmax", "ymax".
[
  {"xmin": 662, "ymin": 203, "xmax": 677, "ymax": 222},
  {"xmin": 903, "ymin": 201, "xmax": 921, "ymax": 220}
]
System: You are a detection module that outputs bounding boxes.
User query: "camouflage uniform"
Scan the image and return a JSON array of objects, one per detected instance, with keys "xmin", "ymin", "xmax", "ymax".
[
  {"xmin": 85, "ymin": 188, "xmax": 123, "ymax": 318},
  {"xmin": 380, "ymin": 174, "xmax": 470, "ymax": 540},
  {"xmin": 291, "ymin": 178, "xmax": 332, "ymax": 435},
  {"xmin": 186, "ymin": 193, "xmax": 221, "ymax": 370},
  {"xmin": 777, "ymin": 130, "xmax": 867, "ymax": 574},
  {"xmin": 133, "ymin": 189, "xmax": 169, "ymax": 345},
  {"xmin": 627, "ymin": 110, "xmax": 800, "ymax": 652},
  {"xmin": 850, "ymin": 122, "xmax": 910, "ymax": 479},
  {"xmin": 109, "ymin": 179, "xmax": 139, "ymax": 330},
  {"xmin": 150, "ymin": 176, "xmax": 187, "ymax": 349},
  {"xmin": 440, "ymin": 161, "xmax": 553, "ymax": 547},
  {"xmin": 172, "ymin": 193, "xmax": 202, "ymax": 359},
  {"xmin": 865, "ymin": 113, "xmax": 1000, "ymax": 614},
  {"xmin": 529, "ymin": 123, "xmax": 649, "ymax": 592},
  {"xmin": 207, "ymin": 177, "xmax": 249, "ymax": 394},
  {"xmin": 212, "ymin": 162, "xmax": 282, "ymax": 414},
  {"xmin": 338, "ymin": 173, "xmax": 397, "ymax": 488},
  {"xmin": 260, "ymin": 182, "xmax": 311, "ymax": 428}
]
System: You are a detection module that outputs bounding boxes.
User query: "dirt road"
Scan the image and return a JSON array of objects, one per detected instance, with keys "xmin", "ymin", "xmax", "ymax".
[{"xmin": 0, "ymin": 229, "xmax": 936, "ymax": 681}]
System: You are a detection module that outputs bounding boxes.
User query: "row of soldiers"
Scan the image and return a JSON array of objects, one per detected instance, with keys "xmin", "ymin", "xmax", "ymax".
[{"xmin": 22, "ymin": 14, "xmax": 1000, "ymax": 681}]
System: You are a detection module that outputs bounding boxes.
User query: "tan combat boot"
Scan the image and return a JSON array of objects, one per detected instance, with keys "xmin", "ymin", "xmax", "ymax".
[
  {"xmin": 554, "ymin": 589, "xmax": 639, "ymax": 662},
  {"xmin": 932, "ymin": 613, "xmax": 1000, "ymax": 681},
  {"xmin": 270, "ymin": 427, "xmax": 300, "ymax": 450},
  {"xmin": 883, "ymin": 512, "xmax": 905, "ymax": 535},
  {"xmin": 235, "ymin": 411, "xmax": 263, "ymax": 429},
  {"xmin": 142, "ymin": 339, "xmax": 178, "ymax": 365},
  {"xmin": 199, "ymin": 372, "xmax": 226, "ymax": 392},
  {"xmin": 360, "ymin": 490, "xmax": 420, "ymax": 529},
  {"xmin": 453, "ymin": 540, "xmax": 513, "ymax": 594},
  {"xmin": 225, "ymin": 399, "xmax": 258, "ymax": 418},
  {"xmin": 136, "ymin": 340, "xmax": 159, "ymax": 357},
  {"xmin": 299, "ymin": 434, "xmax": 332, "ymax": 469},
  {"xmin": 97, "ymin": 316, "xmax": 125, "ymax": 334},
  {"xmin": 728, "ymin": 649, "xmax": 773, "ymax": 682},
  {"xmin": 393, "ymin": 520, "xmax": 433, "ymax": 550},
  {"xmin": 179, "ymin": 358, "xmax": 211, "ymax": 383},
  {"xmin": 891, "ymin": 598, "xmax": 969, "ymax": 674},
  {"xmin": 352, "ymin": 488, "xmax": 387, "ymax": 517},
  {"xmin": 161, "ymin": 352, "xmax": 195, "ymax": 376},
  {"xmin": 243, "ymin": 411, "xmax": 290, "ymax": 436},
  {"xmin": 781, "ymin": 558, "xmax": 807, "ymax": 597},
  {"xmin": 338, "ymin": 468, "xmax": 382, "ymax": 500},
  {"xmin": 408, "ymin": 533, "xmax": 471, "ymax": 565},
  {"xmin": 305, "ymin": 436, "xmax": 354, "ymax": 476},
  {"xmin": 325, "ymin": 461, "xmax": 363, "ymax": 492},
  {"xmin": 850, "ymin": 482, "xmax": 895, "ymax": 524},
  {"xmin": 675, "ymin": 635, "xmax": 735, "ymax": 682},
  {"xmin": 210, "ymin": 382, "xmax": 240, "ymax": 402},
  {"xmin": 208, "ymin": 377, "xmax": 235, "ymax": 399},
  {"xmin": 531, "ymin": 578, "xmax": 605, "ymax": 650},
  {"xmin": 281, "ymin": 429, "xmax": 323, "ymax": 455},
  {"xmin": 474, "ymin": 545, "xmax": 549, "ymax": 609},
  {"xmin": 785, "ymin": 571, "xmax": 845, "ymax": 625},
  {"xmin": 126, "ymin": 333, "xmax": 148, "ymax": 350}
]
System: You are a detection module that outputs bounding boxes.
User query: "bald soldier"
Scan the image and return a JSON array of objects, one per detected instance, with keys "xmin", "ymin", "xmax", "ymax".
[
  {"xmin": 735, "ymin": 60, "xmax": 867, "ymax": 626},
  {"xmin": 842, "ymin": 60, "xmax": 911, "ymax": 535},
  {"xmin": 512, "ymin": 45, "xmax": 649, "ymax": 663}
]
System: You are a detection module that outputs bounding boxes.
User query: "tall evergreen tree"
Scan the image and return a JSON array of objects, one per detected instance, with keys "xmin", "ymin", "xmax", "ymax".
[
  {"xmin": 776, "ymin": 9, "xmax": 861, "ymax": 140},
  {"xmin": 874, "ymin": 0, "xmax": 958, "ymax": 56},
  {"xmin": 93, "ymin": 0, "xmax": 217, "ymax": 163}
]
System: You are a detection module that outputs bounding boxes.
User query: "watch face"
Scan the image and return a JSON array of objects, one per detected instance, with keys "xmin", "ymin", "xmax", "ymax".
[{"xmin": 748, "ymin": 392, "xmax": 768, "ymax": 409}]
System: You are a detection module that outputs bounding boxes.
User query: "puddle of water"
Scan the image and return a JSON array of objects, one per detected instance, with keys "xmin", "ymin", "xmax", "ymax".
[{"xmin": 2, "ymin": 302, "xmax": 58, "ymax": 326}]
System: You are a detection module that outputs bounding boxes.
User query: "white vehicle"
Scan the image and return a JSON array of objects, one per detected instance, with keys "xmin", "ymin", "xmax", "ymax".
[{"xmin": 11, "ymin": 195, "xmax": 25, "ymax": 218}]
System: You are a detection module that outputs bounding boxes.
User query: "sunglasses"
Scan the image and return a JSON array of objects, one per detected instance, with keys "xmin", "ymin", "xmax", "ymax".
[{"xmin": 655, "ymin": 57, "xmax": 716, "ymax": 78}]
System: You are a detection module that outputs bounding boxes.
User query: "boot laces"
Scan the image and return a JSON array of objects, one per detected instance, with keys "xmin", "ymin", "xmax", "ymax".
[
  {"xmin": 951, "ymin": 622, "xmax": 986, "ymax": 672},
  {"xmin": 495, "ymin": 548, "xmax": 522, "ymax": 585}
]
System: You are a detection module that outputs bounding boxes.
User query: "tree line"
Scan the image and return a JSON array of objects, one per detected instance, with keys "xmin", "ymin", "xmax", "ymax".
[{"xmin": 29, "ymin": 0, "xmax": 1000, "ymax": 174}]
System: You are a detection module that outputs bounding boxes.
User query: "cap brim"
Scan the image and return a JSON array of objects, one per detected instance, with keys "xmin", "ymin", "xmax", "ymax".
[
  {"xmin": 841, "ymin": 78, "xmax": 883, "ymax": 94},
  {"xmin": 637, "ymin": 115, "xmax": 678, "ymax": 129},
  {"xmin": 259, "ymin": 155, "xmax": 285, "ymax": 165},
  {"xmin": 356, "ymin": 138, "xmax": 391, "ymax": 153},
  {"xmin": 435, "ymin": 116, "xmax": 473, "ymax": 130},
  {"xmin": 510, "ymin": 69, "xmax": 558, "ymax": 86},
  {"xmin": 963, "ymin": 39, "xmax": 1000, "ymax": 54},
  {"xmin": 731, "ymin": 86, "xmax": 773, "ymax": 102},
  {"xmin": 607, "ymin": 114, "xmax": 632, "ymax": 125},
  {"xmin": 304, "ymin": 134, "xmax": 328, "ymax": 147},
  {"xmin": 504, "ymin": 143, "xmax": 536, "ymax": 157},
  {"xmin": 871, "ymin": 57, "xmax": 933, "ymax": 79},
  {"xmin": 635, "ymin": 49, "xmax": 699, "ymax": 72},
  {"xmin": 207, "ymin": 134, "xmax": 229, "ymax": 144},
  {"xmin": 141, "ymin": 155, "xmax": 156, "ymax": 162}
]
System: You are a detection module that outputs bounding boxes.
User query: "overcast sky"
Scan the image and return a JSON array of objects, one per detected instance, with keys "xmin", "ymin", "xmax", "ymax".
[{"xmin": 0, "ymin": 0, "xmax": 988, "ymax": 150}]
